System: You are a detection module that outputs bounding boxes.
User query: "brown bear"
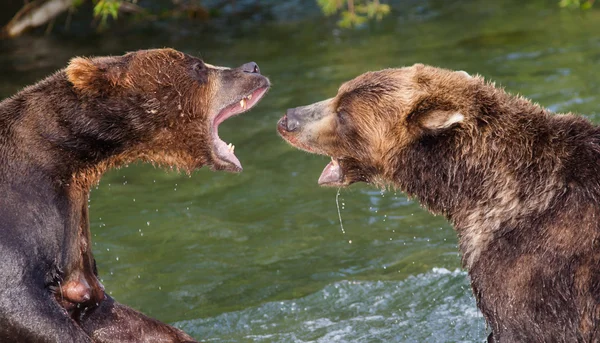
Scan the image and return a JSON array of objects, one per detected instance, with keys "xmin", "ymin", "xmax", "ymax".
[
  {"xmin": 277, "ymin": 64, "xmax": 600, "ymax": 342},
  {"xmin": 0, "ymin": 48, "xmax": 270, "ymax": 342}
]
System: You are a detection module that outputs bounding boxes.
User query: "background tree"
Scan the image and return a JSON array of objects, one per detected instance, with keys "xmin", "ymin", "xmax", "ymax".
[
  {"xmin": 1, "ymin": 0, "xmax": 595, "ymax": 38},
  {"xmin": 559, "ymin": 0, "xmax": 595, "ymax": 9},
  {"xmin": 317, "ymin": 0, "xmax": 390, "ymax": 28}
]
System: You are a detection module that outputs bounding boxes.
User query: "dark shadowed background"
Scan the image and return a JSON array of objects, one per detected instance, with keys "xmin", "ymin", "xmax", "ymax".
[{"xmin": 2, "ymin": 0, "xmax": 600, "ymax": 342}]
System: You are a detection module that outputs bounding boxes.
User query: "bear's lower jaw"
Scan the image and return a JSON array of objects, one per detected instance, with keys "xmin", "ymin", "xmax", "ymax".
[
  {"xmin": 212, "ymin": 138, "xmax": 242, "ymax": 172},
  {"xmin": 318, "ymin": 158, "xmax": 346, "ymax": 187}
]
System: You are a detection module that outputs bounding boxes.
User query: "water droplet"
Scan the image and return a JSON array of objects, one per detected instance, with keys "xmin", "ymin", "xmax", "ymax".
[
  {"xmin": 116, "ymin": 257, "xmax": 119, "ymax": 261},
  {"xmin": 146, "ymin": 221, "xmax": 150, "ymax": 226},
  {"xmin": 335, "ymin": 188, "xmax": 346, "ymax": 234}
]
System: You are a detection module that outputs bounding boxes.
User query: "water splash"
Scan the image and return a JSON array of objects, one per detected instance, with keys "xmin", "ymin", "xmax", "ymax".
[{"xmin": 176, "ymin": 268, "xmax": 487, "ymax": 342}]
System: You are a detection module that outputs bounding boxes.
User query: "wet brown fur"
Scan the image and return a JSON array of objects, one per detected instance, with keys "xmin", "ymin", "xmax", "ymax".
[
  {"xmin": 0, "ymin": 48, "xmax": 268, "ymax": 343},
  {"xmin": 279, "ymin": 64, "xmax": 600, "ymax": 342}
]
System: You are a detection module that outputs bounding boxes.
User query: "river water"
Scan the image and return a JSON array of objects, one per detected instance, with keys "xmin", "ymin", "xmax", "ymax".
[{"xmin": 2, "ymin": 0, "xmax": 600, "ymax": 342}]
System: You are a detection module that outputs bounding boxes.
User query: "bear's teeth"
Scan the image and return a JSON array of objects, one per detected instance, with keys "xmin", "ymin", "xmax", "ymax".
[
  {"xmin": 240, "ymin": 98, "xmax": 246, "ymax": 109},
  {"xmin": 227, "ymin": 143, "xmax": 235, "ymax": 153},
  {"xmin": 331, "ymin": 157, "xmax": 338, "ymax": 166},
  {"xmin": 248, "ymin": 94, "xmax": 252, "ymax": 100}
]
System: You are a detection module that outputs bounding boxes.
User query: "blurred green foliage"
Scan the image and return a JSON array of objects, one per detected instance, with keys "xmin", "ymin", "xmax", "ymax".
[
  {"xmin": 559, "ymin": 0, "xmax": 595, "ymax": 9},
  {"xmin": 6, "ymin": 0, "xmax": 596, "ymax": 36},
  {"xmin": 87, "ymin": 0, "xmax": 391, "ymax": 29},
  {"xmin": 93, "ymin": 0, "xmax": 124, "ymax": 27},
  {"xmin": 316, "ymin": 0, "xmax": 390, "ymax": 28},
  {"xmin": 64, "ymin": 0, "xmax": 600, "ymax": 31}
]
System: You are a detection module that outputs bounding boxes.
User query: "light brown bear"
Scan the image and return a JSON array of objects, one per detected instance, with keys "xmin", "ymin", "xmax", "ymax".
[
  {"xmin": 278, "ymin": 64, "xmax": 600, "ymax": 342},
  {"xmin": 0, "ymin": 48, "xmax": 269, "ymax": 343}
]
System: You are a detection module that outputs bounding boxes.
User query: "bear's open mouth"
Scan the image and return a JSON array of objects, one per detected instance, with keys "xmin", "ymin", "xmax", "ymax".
[
  {"xmin": 212, "ymin": 86, "xmax": 269, "ymax": 172},
  {"xmin": 276, "ymin": 117, "xmax": 347, "ymax": 186},
  {"xmin": 318, "ymin": 157, "xmax": 345, "ymax": 187}
]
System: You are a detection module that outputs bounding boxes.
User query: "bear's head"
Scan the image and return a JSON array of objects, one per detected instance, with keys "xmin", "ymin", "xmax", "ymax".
[
  {"xmin": 65, "ymin": 48, "xmax": 270, "ymax": 174},
  {"xmin": 277, "ymin": 64, "xmax": 478, "ymax": 187}
]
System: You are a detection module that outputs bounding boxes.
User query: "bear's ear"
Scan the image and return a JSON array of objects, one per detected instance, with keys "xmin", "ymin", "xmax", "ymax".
[
  {"xmin": 66, "ymin": 57, "xmax": 130, "ymax": 96},
  {"xmin": 408, "ymin": 98, "xmax": 464, "ymax": 131},
  {"xmin": 418, "ymin": 110, "xmax": 464, "ymax": 130},
  {"xmin": 456, "ymin": 70, "xmax": 471, "ymax": 78}
]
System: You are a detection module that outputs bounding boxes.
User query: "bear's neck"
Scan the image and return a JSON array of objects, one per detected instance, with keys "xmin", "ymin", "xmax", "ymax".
[
  {"xmin": 393, "ymin": 87, "xmax": 599, "ymax": 268},
  {"xmin": 0, "ymin": 71, "xmax": 150, "ymax": 190}
]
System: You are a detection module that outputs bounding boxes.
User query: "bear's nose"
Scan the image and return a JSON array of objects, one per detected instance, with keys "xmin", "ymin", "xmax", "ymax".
[
  {"xmin": 285, "ymin": 109, "xmax": 301, "ymax": 132},
  {"xmin": 241, "ymin": 62, "xmax": 260, "ymax": 74}
]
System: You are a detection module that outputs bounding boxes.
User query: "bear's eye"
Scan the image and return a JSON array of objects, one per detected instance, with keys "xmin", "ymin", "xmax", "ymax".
[
  {"xmin": 193, "ymin": 62, "xmax": 206, "ymax": 73},
  {"xmin": 191, "ymin": 62, "xmax": 208, "ymax": 83}
]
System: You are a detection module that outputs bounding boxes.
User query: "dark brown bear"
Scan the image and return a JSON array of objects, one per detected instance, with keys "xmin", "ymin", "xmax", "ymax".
[
  {"xmin": 278, "ymin": 64, "xmax": 600, "ymax": 342},
  {"xmin": 0, "ymin": 48, "xmax": 270, "ymax": 343}
]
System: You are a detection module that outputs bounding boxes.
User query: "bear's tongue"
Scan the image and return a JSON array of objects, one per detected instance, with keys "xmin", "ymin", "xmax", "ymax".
[{"xmin": 318, "ymin": 158, "xmax": 343, "ymax": 186}]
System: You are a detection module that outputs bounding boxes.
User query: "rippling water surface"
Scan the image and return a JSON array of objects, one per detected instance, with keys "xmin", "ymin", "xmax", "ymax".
[{"xmin": 2, "ymin": 1, "xmax": 600, "ymax": 341}]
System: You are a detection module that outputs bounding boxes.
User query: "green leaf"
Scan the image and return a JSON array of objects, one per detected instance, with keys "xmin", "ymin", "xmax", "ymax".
[
  {"xmin": 317, "ymin": 0, "xmax": 342, "ymax": 16},
  {"xmin": 338, "ymin": 10, "xmax": 367, "ymax": 28}
]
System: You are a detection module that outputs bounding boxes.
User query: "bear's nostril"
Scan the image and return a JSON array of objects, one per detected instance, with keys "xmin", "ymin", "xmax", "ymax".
[
  {"xmin": 241, "ymin": 62, "xmax": 260, "ymax": 74},
  {"xmin": 286, "ymin": 117, "xmax": 300, "ymax": 132}
]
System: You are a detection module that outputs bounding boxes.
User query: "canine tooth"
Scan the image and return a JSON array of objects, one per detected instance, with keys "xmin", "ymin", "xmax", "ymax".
[
  {"xmin": 231, "ymin": 145, "xmax": 235, "ymax": 153},
  {"xmin": 331, "ymin": 157, "xmax": 338, "ymax": 166},
  {"xmin": 240, "ymin": 98, "xmax": 246, "ymax": 109},
  {"xmin": 248, "ymin": 94, "xmax": 252, "ymax": 100}
]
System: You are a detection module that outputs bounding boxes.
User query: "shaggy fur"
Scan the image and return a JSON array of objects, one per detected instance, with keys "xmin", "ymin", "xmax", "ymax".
[
  {"xmin": 0, "ymin": 48, "xmax": 269, "ymax": 343},
  {"xmin": 278, "ymin": 64, "xmax": 600, "ymax": 342}
]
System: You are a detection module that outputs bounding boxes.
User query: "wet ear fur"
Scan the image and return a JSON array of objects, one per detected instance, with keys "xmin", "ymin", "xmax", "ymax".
[{"xmin": 66, "ymin": 57, "xmax": 130, "ymax": 96}]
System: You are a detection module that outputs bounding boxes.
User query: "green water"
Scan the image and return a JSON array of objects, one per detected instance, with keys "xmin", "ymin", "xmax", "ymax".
[{"xmin": 2, "ymin": 1, "xmax": 600, "ymax": 341}]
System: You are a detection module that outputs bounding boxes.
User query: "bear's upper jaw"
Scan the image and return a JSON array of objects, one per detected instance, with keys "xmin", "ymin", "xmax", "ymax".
[
  {"xmin": 212, "ymin": 85, "xmax": 269, "ymax": 172},
  {"xmin": 318, "ymin": 157, "xmax": 345, "ymax": 187}
]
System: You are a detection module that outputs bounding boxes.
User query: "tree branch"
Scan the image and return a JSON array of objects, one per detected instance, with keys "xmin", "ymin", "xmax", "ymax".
[{"xmin": 3, "ymin": 0, "xmax": 75, "ymax": 38}]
